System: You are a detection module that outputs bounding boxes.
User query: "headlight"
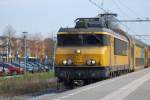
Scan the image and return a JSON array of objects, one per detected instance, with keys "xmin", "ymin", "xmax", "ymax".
[
  {"xmin": 76, "ymin": 49, "xmax": 81, "ymax": 54},
  {"xmin": 87, "ymin": 59, "xmax": 92, "ymax": 65},
  {"xmin": 67, "ymin": 59, "xmax": 72, "ymax": 65},
  {"xmin": 86, "ymin": 59, "xmax": 96, "ymax": 65},
  {"xmin": 62, "ymin": 59, "xmax": 72, "ymax": 65},
  {"xmin": 62, "ymin": 60, "xmax": 67, "ymax": 65},
  {"xmin": 91, "ymin": 60, "xmax": 96, "ymax": 65}
]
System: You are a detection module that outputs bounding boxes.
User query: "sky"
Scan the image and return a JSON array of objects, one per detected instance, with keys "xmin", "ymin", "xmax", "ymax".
[{"xmin": 0, "ymin": 0, "xmax": 150, "ymax": 43}]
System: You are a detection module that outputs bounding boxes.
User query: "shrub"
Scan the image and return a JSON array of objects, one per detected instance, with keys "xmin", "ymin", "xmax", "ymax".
[{"xmin": 0, "ymin": 71, "xmax": 56, "ymax": 96}]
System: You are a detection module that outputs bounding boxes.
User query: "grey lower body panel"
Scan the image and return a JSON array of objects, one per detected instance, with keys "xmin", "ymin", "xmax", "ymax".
[{"xmin": 55, "ymin": 66, "xmax": 110, "ymax": 81}]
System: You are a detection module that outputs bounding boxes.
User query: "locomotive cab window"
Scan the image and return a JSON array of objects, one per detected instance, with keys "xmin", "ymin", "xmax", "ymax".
[
  {"xmin": 57, "ymin": 34, "xmax": 83, "ymax": 46},
  {"xmin": 57, "ymin": 34, "xmax": 110, "ymax": 46},
  {"xmin": 114, "ymin": 38, "xmax": 128, "ymax": 56},
  {"xmin": 83, "ymin": 34, "xmax": 110, "ymax": 46}
]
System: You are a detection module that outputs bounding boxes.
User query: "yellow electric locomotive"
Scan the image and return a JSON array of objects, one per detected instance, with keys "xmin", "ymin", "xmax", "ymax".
[{"xmin": 55, "ymin": 13, "xmax": 132, "ymax": 86}]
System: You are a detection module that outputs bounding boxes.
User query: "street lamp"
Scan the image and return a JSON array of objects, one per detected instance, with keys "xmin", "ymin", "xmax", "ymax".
[
  {"xmin": 52, "ymin": 33, "xmax": 57, "ymax": 72},
  {"xmin": 6, "ymin": 38, "xmax": 9, "ymax": 62},
  {"xmin": 22, "ymin": 32, "xmax": 28, "ymax": 73}
]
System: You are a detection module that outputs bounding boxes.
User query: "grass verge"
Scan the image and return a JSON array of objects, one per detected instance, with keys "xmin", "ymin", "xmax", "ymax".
[{"xmin": 0, "ymin": 71, "xmax": 56, "ymax": 96}]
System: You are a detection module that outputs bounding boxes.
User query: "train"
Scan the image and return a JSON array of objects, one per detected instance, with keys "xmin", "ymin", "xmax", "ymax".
[{"xmin": 55, "ymin": 13, "xmax": 150, "ymax": 87}]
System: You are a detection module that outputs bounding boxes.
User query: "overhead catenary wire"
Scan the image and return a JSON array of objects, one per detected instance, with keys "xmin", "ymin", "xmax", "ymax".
[
  {"xmin": 118, "ymin": 19, "xmax": 150, "ymax": 22},
  {"xmin": 112, "ymin": 0, "xmax": 129, "ymax": 19},
  {"xmin": 111, "ymin": 0, "xmax": 147, "ymax": 35},
  {"xmin": 133, "ymin": 35, "xmax": 150, "ymax": 44},
  {"xmin": 118, "ymin": 22, "xmax": 150, "ymax": 44},
  {"xmin": 88, "ymin": 0, "xmax": 150, "ymax": 44},
  {"xmin": 117, "ymin": 0, "xmax": 144, "ymax": 19},
  {"xmin": 114, "ymin": 0, "xmax": 150, "ymax": 42},
  {"xmin": 100, "ymin": 0, "xmax": 104, "ymax": 8},
  {"xmin": 89, "ymin": 0, "xmax": 107, "ymax": 13},
  {"xmin": 112, "ymin": 0, "xmax": 150, "ymax": 43},
  {"xmin": 119, "ymin": 22, "xmax": 137, "ymax": 35},
  {"xmin": 132, "ymin": 34, "xmax": 150, "ymax": 36},
  {"xmin": 117, "ymin": 0, "xmax": 150, "ymax": 36},
  {"xmin": 118, "ymin": 19, "xmax": 150, "ymax": 43}
]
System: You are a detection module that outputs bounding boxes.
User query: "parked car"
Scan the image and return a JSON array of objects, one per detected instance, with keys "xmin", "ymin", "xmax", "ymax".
[
  {"xmin": 28, "ymin": 62, "xmax": 45, "ymax": 72},
  {"xmin": 0, "ymin": 67, "xmax": 3, "ymax": 76},
  {"xmin": 0, "ymin": 66, "xmax": 10, "ymax": 76},
  {"xmin": 32, "ymin": 62, "xmax": 49, "ymax": 72},
  {"xmin": 10, "ymin": 62, "xmax": 25, "ymax": 73},
  {"xmin": 22, "ymin": 62, "xmax": 39, "ymax": 73},
  {"xmin": 0, "ymin": 62, "xmax": 24, "ymax": 75},
  {"xmin": 12, "ymin": 62, "xmax": 38, "ymax": 73},
  {"xmin": 8, "ymin": 63, "xmax": 24, "ymax": 74},
  {"xmin": 28, "ymin": 62, "xmax": 39, "ymax": 72}
]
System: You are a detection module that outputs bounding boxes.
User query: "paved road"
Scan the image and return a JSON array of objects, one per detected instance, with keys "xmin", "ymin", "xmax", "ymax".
[{"xmin": 33, "ymin": 68, "xmax": 150, "ymax": 100}]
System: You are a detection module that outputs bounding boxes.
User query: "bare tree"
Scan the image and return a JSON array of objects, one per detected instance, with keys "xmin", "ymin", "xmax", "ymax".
[
  {"xmin": 29, "ymin": 32, "xmax": 44, "ymax": 41},
  {"xmin": 3, "ymin": 25, "xmax": 16, "ymax": 38},
  {"xmin": 3, "ymin": 25, "xmax": 16, "ymax": 62},
  {"xmin": 44, "ymin": 38, "xmax": 54, "ymax": 59},
  {"xmin": 28, "ymin": 32, "xmax": 45, "ymax": 60}
]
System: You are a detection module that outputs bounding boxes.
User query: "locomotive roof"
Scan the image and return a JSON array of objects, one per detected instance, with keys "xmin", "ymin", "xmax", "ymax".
[
  {"xmin": 59, "ymin": 27, "xmax": 113, "ymax": 33},
  {"xmin": 58, "ymin": 27, "xmax": 149, "ymax": 47},
  {"xmin": 58, "ymin": 27, "xmax": 129, "ymax": 42},
  {"xmin": 59, "ymin": 27, "xmax": 128, "ymax": 34},
  {"xmin": 58, "ymin": 13, "xmax": 149, "ymax": 47}
]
